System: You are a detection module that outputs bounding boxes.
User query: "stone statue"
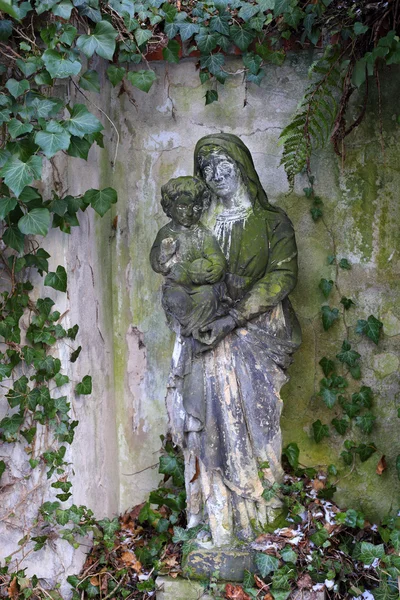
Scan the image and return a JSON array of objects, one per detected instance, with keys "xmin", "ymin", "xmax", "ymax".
[{"xmin": 151, "ymin": 133, "xmax": 301, "ymax": 550}]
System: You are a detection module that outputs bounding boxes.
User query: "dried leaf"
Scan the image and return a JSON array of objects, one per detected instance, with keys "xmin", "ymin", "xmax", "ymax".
[
  {"xmin": 254, "ymin": 574, "xmax": 268, "ymax": 589},
  {"xmin": 297, "ymin": 573, "xmax": 313, "ymax": 589},
  {"xmin": 7, "ymin": 579, "xmax": 19, "ymax": 599},
  {"xmin": 120, "ymin": 551, "xmax": 142, "ymax": 573},
  {"xmin": 312, "ymin": 479, "xmax": 325, "ymax": 491},
  {"xmin": 376, "ymin": 455, "xmax": 387, "ymax": 475},
  {"xmin": 90, "ymin": 576, "xmax": 99, "ymax": 586},
  {"xmin": 225, "ymin": 583, "xmax": 252, "ymax": 600}
]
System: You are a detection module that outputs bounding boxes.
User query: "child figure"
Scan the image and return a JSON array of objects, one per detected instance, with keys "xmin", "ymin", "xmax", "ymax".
[{"xmin": 150, "ymin": 176, "xmax": 230, "ymax": 342}]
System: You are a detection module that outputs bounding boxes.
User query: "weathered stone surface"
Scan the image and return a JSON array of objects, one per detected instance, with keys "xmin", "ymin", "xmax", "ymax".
[
  {"xmin": 156, "ymin": 576, "xmax": 213, "ymax": 600},
  {"xmin": 291, "ymin": 590, "xmax": 326, "ymax": 600},
  {"xmin": 183, "ymin": 547, "xmax": 256, "ymax": 581},
  {"xmin": 155, "ymin": 576, "xmax": 326, "ymax": 600}
]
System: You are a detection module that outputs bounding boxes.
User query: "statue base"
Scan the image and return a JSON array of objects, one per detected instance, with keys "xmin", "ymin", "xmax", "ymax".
[
  {"xmin": 182, "ymin": 545, "xmax": 256, "ymax": 581},
  {"xmin": 155, "ymin": 576, "xmax": 326, "ymax": 600}
]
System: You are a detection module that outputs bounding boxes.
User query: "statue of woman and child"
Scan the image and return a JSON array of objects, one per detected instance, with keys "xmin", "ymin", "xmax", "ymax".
[{"xmin": 150, "ymin": 133, "xmax": 301, "ymax": 547}]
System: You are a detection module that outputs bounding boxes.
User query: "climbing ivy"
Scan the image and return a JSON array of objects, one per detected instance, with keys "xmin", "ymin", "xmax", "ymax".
[{"xmin": 0, "ymin": 0, "xmax": 399, "ymax": 596}]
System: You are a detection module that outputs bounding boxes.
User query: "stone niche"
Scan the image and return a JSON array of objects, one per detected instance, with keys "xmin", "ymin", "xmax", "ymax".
[{"xmin": 1, "ymin": 52, "xmax": 399, "ymax": 591}]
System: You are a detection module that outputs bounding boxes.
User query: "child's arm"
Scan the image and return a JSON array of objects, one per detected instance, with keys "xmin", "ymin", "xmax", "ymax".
[
  {"xmin": 150, "ymin": 229, "xmax": 177, "ymax": 275},
  {"xmin": 201, "ymin": 234, "xmax": 227, "ymax": 284}
]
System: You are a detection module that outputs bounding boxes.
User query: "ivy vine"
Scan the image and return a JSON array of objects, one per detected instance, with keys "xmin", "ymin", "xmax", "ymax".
[{"xmin": 0, "ymin": 0, "xmax": 399, "ymax": 597}]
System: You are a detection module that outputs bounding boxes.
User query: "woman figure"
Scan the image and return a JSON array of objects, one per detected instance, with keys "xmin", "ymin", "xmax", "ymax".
[{"xmin": 165, "ymin": 133, "xmax": 301, "ymax": 546}]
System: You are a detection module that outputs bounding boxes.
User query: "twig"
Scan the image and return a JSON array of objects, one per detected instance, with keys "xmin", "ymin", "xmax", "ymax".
[{"xmin": 122, "ymin": 463, "xmax": 158, "ymax": 476}]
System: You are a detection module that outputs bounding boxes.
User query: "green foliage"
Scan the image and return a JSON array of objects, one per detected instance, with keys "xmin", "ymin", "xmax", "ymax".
[
  {"xmin": 356, "ymin": 315, "xmax": 384, "ymax": 345},
  {"xmin": 321, "ymin": 305, "xmax": 339, "ymax": 330},
  {"xmin": 312, "ymin": 419, "xmax": 330, "ymax": 443}
]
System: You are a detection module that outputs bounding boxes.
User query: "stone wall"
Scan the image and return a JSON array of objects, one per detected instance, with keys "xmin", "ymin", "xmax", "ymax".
[{"xmin": 1, "ymin": 52, "xmax": 399, "ymax": 585}]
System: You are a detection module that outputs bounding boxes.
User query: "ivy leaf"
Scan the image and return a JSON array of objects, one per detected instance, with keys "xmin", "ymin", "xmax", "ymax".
[
  {"xmin": 339, "ymin": 257, "xmax": 351, "ymax": 270},
  {"xmin": 5, "ymin": 78, "xmax": 30, "ymax": 98},
  {"xmin": 229, "ymin": 25, "xmax": 255, "ymax": 51},
  {"xmin": 200, "ymin": 53, "xmax": 225, "ymax": 75},
  {"xmin": 355, "ymin": 413, "xmax": 376, "ymax": 434},
  {"xmin": 8, "ymin": 119, "xmax": 33, "ymax": 139},
  {"xmin": 64, "ymin": 104, "xmax": 103, "ymax": 138},
  {"xmin": 209, "ymin": 14, "xmax": 230, "ymax": 36},
  {"xmin": 282, "ymin": 442, "xmax": 299, "ymax": 469},
  {"xmin": 0, "ymin": 197, "xmax": 17, "ymax": 219},
  {"xmin": 354, "ymin": 22, "xmax": 369, "ymax": 35},
  {"xmin": 70, "ymin": 346, "xmax": 81, "ymax": 362},
  {"xmin": 359, "ymin": 541, "xmax": 385, "ymax": 565},
  {"xmin": 0, "ymin": 413, "xmax": 24, "ymax": 434},
  {"xmin": 18, "ymin": 208, "xmax": 50, "ymax": 236},
  {"xmin": 98, "ymin": 517, "xmax": 120, "ymax": 537},
  {"xmin": 341, "ymin": 400, "xmax": 361, "ymax": 419},
  {"xmin": 42, "ymin": 49, "xmax": 82, "ymax": 79},
  {"xmin": 255, "ymin": 553, "xmax": 279, "ymax": 577},
  {"xmin": 195, "ymin": 28, "xmax": 219, "ymax": 53},
  {"xmin": 3, "ymin": 226, "xmax": 25, "ymax": 253},
  {"xmin": 280, "ymin": 546, "xmax": 297, "ymax": 563},
  {"xmin": 331, "ymin": 417, "xmax": 349, "ymax": 435},
  {"xmin": 76, "ymin": 21, "xmax": 118, "ymax": 60},
  {"xmin": 75, "ymin": 375, "xmax": 92, "ymax": 395},
  {"xmin": 162, "ymin": 39, "xmax": 180, "ymax": 63},
  {"xmin": 372, "ymin": 581, "xmax": 399, "ymax": 600},
  {"xmin": 319, "ymin": 278, "xmax": 333, "ymax": 299},
  {"xmin": 67, "ymin": 136, "xmax": 91, "ymax": 160},
  {"xmin": 172, "ymin": 526, "xmax": 192, "ymax": 543},
  {"xmin": 319, "ymin": 387, "xmax": 337, "ymax": 409},
  {"xmin": 352, "ymin": 386, "xmax": 373, "ymax": 408},
  {"xmin": 35, "ymin": 121, "xmax": 71, "ymax": 158},
  {"xmin": 390, "ymin": 529, "xmax": 400, "ymax": 551},
  {"xmin": 44, "ymin": 265, "xmax": 67, "ymax": 292},
  {"xmin": 177, "ymin": 21, "xmax": 200, "ymax": 42},
  {"xmin": 55, "ymin": 373, "xmax": 69, "ymax": 387},
  {"xmin": 321, "ymin": 305, "xmax": 339, "ymax": 331},
  {"xmin": 134, "ymin": 27, "xmax": 152, "ymax": 47},
  {"xmin": 159, "ymin": 454, "xmax": 184, "ymax": 486},
  {"xmin": 356, "ymin": 315, "xmax": 383, "ymax": 345},
  {"xmin": 238, "ymin": 3, "xmax": 259, "ymax": 21},
  {"xmin": 355, "ymin": 443, "xmax": 377, "ymax": 462},
  {"xmin": 336, "ymin": 340, "xmax": 360, "ymax": 367},
  {"xmin": 52, "ymin": 0, "xmax": 72, "ymax": 17},
  {"xmin": 0, "ymin": 19, "xmax": 12, "ymax": 40},
  {"xmin": 0, "ymin": 155, "xmax": 42, "ymax": 197},
  {"xmin": 310, "ymin": 527, "xmax": 329, "ymax": 546},
  {"xmin": 396, "ymin": 455, "xmax": 400, "ymax": 481},
  {"xmin": 0, "ymin": 460, "xmax": 5, "ymax": 480},
  {"xmin": 127, "ymin": 70, "xmax": 157, "ymax": 93},
  {"xmin": 319, "ymin": 357, "xmax": 335, "ymax": 377},
  {"xmin": 312, "ymin": 419, "xmax": 330, "ymax": 443},
  {"xmin": 79, "ymin": 70, "xmax": 100, "ymax": 93},
  {"xmin": 60, "ymin": 24, "xmax": 77, "ymax": 46},
  {"xmin": 205, "ymin": 90, "xmax": 218, "ymax": 105},
  {"xmin": 106, "ymin": 65, "xmax": 125, "ymax": 87},
  {"xmin": 82, "ymin": 187, "xmax": 117, "ymax": 216},
  {"xmin": 340, "ymin": 297, "xmax": 355, "ymax": 310},
  {"xmin": 243, "ymin": 52, "xmax": 262, "ymax": 75}
]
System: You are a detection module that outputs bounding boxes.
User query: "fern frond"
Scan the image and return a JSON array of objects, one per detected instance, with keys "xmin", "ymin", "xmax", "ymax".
[{"xmin": 279, "ymin": 53, "xmax": 345, "ymax": 190}]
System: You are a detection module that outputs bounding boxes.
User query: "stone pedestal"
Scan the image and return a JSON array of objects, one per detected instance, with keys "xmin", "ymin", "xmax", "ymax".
[
  {"xmin": 155, "ymin": 577, "xmax": 326, "ymax": 600},
  {"xmin": 182, "ymin": 546, "xmax": 256, "ymax": 581},
  {"xmin": 155, "ymin": 576, "xmax": 213, "ymax": 600}
]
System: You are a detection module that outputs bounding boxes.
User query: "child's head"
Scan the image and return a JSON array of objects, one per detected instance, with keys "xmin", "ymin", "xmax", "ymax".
[{"xmin": 161, "ymin": 176, "xmax": 210, "ymax": 228}]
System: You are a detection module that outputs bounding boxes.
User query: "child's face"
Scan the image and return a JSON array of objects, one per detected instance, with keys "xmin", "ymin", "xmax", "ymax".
[{"xmin": 170, "ymin": 193, "xmax": 202, "ymax": 228}]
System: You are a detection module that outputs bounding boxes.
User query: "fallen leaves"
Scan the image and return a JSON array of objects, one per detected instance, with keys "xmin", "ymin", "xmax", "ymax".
[{"xmin": 225, "ymin": 583, "xmax": 252, "ymax": 600}]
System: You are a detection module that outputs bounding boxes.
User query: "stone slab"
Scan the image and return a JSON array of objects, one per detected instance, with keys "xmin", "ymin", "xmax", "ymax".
[
  {"xmin": 156, "ymin": 577, "xmax": 326, "ymax": 600},
  {"xmin": 156, "ymin": 576, "xmax": 213, "ymax": 600},
  {"xmin": 182, "ymin": 546, "xmax": 256, "ymax": 581}
]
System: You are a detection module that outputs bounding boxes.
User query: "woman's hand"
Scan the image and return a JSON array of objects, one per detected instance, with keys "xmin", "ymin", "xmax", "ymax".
[{"xmin": 196, "ymin": 315, "xmax": 236, "ymax": 350}]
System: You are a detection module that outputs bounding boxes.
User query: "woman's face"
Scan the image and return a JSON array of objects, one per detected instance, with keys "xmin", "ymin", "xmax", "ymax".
[{"xmin": 200, "ymin": 152, "xmax": 241, "ymax": 199}]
